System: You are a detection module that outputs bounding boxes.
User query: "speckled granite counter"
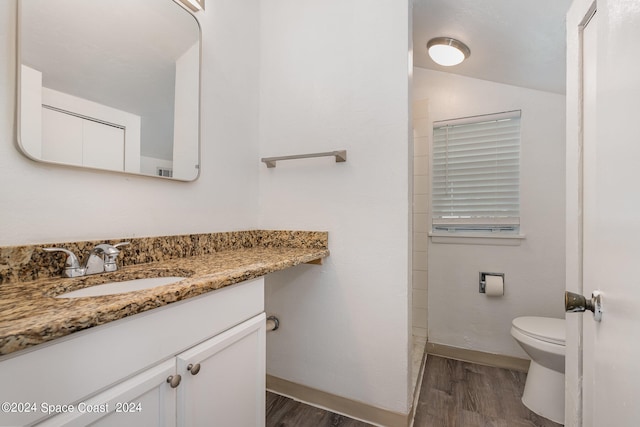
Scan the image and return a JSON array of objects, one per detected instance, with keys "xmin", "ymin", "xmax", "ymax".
[{"xmin": 0, "ymin": 230, "xmax": 328, "ymax": 356}]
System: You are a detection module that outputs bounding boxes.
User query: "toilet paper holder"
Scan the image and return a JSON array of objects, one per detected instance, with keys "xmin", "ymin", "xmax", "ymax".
[{"xmin": 479, "ymin": 272, "xmax": 504, "ymax": 293}]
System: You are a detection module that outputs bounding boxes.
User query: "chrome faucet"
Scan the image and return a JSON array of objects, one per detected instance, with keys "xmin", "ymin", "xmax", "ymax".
[{"xmin": 43, "ymin": 242, "xmax": 129, "ymax": 278}]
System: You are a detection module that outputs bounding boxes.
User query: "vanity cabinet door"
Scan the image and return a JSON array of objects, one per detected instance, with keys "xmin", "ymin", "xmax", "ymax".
[
  {"xmin": 176, "ymin": 313, "xmax": 266, "ymax": 427},
  {"xmin": 35, "ymin": 360, "xmax": 177, "ymax": 427}
]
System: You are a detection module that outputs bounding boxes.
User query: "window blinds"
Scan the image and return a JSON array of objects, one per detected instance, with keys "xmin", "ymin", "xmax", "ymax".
[{"xmin": 432, "ymin": 110, "xmax": 521, "ymax": 232}]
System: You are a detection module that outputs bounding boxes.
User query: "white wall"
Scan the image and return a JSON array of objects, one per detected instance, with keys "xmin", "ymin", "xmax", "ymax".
[
  {"xmin": 259, "ymin": 0, "xmax": 413, "ymax": 415},
  {"xmin": 4, "ymin": 0, "xmax": 413, "ymax": 417},
  {"xmin": 415, "ymin": 68, "xmax": 566, "ymax": 358},
  {"xmin": 0, "ymin": 0, "xmax": 260, "ymax": 246},
  {"xmin": 140, "ymin": 155, "xmax": 173, "ymax": 176}
]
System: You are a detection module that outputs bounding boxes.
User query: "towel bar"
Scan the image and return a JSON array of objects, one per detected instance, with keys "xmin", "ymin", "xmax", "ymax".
[{"xmin": 261, "ymin": 150, "xmax": 347, "ymax": 168}]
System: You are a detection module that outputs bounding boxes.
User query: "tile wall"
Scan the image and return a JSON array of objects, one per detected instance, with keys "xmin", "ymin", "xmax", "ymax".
[{"xmin": 412, "ymin": 99, "xmax": 429, "ymax": 339}]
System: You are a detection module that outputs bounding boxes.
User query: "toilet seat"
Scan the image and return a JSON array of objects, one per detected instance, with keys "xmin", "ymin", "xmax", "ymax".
[{"xmin": 512, "ymin": 316, "xmax": 565, "ymax": 346}]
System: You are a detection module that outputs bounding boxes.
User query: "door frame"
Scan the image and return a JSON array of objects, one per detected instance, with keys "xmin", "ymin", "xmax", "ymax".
[{"xmin": 565, "ymin": 0, "xmax": 597, "ymax": 425}]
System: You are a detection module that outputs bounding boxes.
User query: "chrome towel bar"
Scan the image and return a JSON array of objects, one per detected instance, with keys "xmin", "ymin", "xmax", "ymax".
[{"xmin": 261, "ymin": 150, "xmax": 347, "ymax": 168}]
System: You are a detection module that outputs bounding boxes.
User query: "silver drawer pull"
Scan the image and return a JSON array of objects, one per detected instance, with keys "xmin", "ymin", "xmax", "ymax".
[{"xmin": 167, "ymin": 374, "xmax": 182, "ymax": 388}]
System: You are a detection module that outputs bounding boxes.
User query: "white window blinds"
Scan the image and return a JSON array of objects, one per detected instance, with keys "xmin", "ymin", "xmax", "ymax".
[{"xmin": 432, "ymin": 110, "xmax": 521, "ymax": 232}]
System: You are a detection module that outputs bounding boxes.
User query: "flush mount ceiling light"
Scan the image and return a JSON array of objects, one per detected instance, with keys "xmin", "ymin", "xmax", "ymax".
[
  {"xmin": 427, "ymin": 37, "xmax": 470, "ymax": 66},
  {"xmin": 178, "ymin": 0, "xmax": 204, "ymax": 12}
]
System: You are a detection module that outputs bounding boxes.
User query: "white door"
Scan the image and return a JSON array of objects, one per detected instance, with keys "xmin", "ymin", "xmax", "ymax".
[
  {"xmin": 41, "ymin": 108, "xmax": 83, "ymax": 166},
  {"xmin": 82, "ymin": 119, "xmax": 125, "ymax": 171},
  {"xmin": 567, "ymin": 0, "xmax": 640, "ymax": 425},
  {"xmin": 41, "ymin": 108, "xmax": 125, "ymax": 171}
]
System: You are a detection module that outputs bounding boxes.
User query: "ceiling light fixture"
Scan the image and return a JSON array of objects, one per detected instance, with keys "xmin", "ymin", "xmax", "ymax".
[
  {"xmin": 178, "ymin": 0, "xmax": 204, "ymax": 12},
  {"xmin": 427, "ymin": 37, "xmax": 470, "ymax": 66}
]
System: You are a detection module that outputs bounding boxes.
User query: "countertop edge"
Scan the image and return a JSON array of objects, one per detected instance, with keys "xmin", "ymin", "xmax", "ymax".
[{"xmin": 0, "ymin": 246, "xmax": 329, "ymax": 357}]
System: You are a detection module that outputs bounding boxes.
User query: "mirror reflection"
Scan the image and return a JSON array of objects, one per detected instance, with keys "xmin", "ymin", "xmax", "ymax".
[{"xmin": 18, "ymin": 0, "xmax": 201, "ymax": 181}]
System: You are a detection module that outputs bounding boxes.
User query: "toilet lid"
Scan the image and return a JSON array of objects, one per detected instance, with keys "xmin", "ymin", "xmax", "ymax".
[{"xmin": 512, "ymin": 316, "xmax": 565, "ymax": 345}]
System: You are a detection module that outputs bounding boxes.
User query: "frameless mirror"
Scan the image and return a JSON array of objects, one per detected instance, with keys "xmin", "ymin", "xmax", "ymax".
[{"xmin": 17, "ymin": 0, "xmax": 201, "ymax": 181}]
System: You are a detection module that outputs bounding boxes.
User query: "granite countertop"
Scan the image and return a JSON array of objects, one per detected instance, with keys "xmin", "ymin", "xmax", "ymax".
[{"xmin": 0, "ymin": 242, "xmax": 328, "ymax": 357}]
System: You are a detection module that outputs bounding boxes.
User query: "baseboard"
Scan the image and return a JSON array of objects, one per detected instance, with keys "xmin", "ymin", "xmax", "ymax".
[
  {"xmin": 266, "ymin": 375, "xmax": 410, "ymax": 427},
  {"xmin": 426, "ymin": 342, "xmax": 530, "ymax": 372},
  {"xmin": 408, "ymin": 350, "xmax": 428, "ymax": 427}
]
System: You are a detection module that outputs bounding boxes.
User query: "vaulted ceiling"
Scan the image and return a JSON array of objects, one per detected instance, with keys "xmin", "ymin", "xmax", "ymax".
[{"xmin": 413, "ymin": 0, "xmax": 573, "ymax": 94}]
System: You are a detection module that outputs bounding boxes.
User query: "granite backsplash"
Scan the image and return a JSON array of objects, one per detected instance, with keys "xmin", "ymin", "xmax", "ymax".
[{"xmin": 0, "ymin": 230, "xmax": 328, "ymax": 285}]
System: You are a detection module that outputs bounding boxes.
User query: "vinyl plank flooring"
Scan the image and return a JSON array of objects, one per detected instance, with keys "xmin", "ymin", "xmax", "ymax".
[
  {"xmin": 266, "ymin": 355, "xmax": 563, "ymax": 427},
  {"xmin": 266, "ymin": 391, "xmax": 373, "ymax": 427},
  {"xmin": 413, "ymin": 355, "xmax": 563, "ymax": 427}
]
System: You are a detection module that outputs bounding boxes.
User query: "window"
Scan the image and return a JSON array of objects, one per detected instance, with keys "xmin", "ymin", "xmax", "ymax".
[{"xmin": 431, "ymin": 110, "xmax": 521, "ymax": 233}]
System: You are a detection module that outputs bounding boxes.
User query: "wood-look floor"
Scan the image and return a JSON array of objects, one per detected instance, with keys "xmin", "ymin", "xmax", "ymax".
[
  {"xmin": 414, "ymin": 356, "xmax": 562, "ymax": 427},
  {"xmin": 266, "ymin": 391, "xmax": 371, "ymax": 427},
  {"xmin": 266, "ymin": 355, "xmax": 563, "ymax": 427}
]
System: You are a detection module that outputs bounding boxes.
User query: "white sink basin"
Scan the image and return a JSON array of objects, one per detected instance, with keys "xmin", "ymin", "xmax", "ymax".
[{"xmin": 56, "ymin": 276, "xmax": 187, "ymax": 298}]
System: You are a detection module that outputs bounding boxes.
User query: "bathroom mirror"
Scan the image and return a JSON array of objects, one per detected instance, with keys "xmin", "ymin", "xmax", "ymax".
[{"xmin": 17, "ymin": 0, "xmax": 201, "ymax": 181}]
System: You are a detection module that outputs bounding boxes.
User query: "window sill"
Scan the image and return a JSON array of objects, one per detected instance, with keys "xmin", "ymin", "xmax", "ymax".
[{"xmin": 428, "ymin": 232, "xmax": 526, "ymax": 246}]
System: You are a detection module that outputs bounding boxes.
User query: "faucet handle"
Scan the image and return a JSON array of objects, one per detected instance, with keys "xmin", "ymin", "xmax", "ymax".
[
  {"xmin": 93, "ymin": 243, "xmax": 119, "ymax": 256},
  {"xmin": 42, "ymin": 247, "xmax": 84, "ymax": 277},
  {"xmin": 93, "ymin": 242, "xmax": 129, "ymax": 254},
  {"xmin": 95, "ymin": 242, "xmax": 129, "ymax": 272}
]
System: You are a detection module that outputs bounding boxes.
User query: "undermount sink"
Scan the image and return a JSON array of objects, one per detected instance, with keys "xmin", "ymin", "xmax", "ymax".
[{"xmin": 56, "ymin": 276, "xmax": 187, "ymax": 298}]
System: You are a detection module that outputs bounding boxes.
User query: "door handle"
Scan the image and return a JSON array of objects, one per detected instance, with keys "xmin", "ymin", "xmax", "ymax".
[{"xmin": 565, "ymin": 290, "xmax": 603, "ymax": 321}]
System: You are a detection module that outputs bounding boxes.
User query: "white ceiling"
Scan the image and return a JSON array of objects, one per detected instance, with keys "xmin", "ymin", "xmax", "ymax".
[
  {"xmin": 413, "ymin": 0, "xmax": 573, "ymax": 94},
  {"xmin": 21, "ymin": 0, "xmax": 198, "ymax": 116},
  {"xmin": 20, "ymin": 0, "xmax": 199, "ymax": 159}
]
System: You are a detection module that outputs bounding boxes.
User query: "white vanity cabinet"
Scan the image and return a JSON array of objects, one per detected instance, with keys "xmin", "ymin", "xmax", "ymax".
[
  {"xmin": 35, "ymin": 314, "xmax": 265, "ymax": 427},
  {"xmin": 0, "ymin": 278, "xmax": 266, "ymax": 427}
]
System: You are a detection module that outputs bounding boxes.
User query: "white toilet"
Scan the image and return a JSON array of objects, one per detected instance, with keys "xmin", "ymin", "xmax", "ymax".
[{"xmin": 510, "ymin": 316, "xmax": 565, "ymax": 424}]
